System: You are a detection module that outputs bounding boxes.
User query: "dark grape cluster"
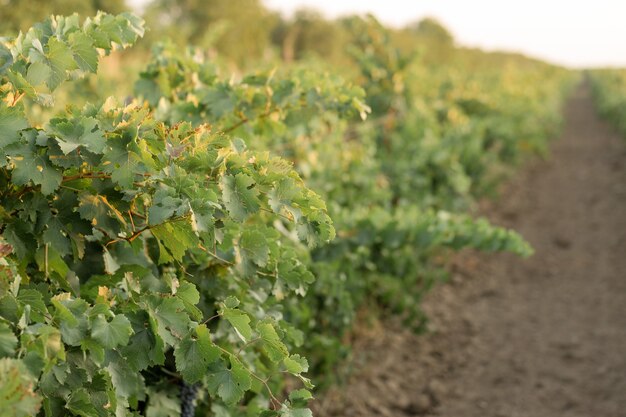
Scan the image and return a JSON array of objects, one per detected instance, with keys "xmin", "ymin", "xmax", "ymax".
[{"xmin": 180, "ymin": 381, "xmax": 199, "ymax": 417}]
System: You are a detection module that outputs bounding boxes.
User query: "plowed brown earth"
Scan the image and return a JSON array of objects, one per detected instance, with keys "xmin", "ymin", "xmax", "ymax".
[{"xmin": 315, "ymin": 83, "xmax": 626, "ymax": 417}]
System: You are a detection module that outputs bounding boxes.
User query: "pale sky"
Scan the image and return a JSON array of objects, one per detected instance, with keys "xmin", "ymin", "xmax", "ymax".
[
  {"xmin": 262, "ymin": 0, "xmax": 626, "ymax": 68},
  {"xmin": 127, "ymin": 0, "xmax": 626, "ymax": 68}
]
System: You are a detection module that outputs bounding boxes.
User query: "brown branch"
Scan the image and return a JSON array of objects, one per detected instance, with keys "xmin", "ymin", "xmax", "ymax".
[
  {"xmin": 105, "ymin": 225, "xmax": 150, "ymax": 247},
  {"xmin": 10, "ymin": 92, "xmax": 25, "ymax": 107},
  {"xmin": 62, "ymin": 173, "xmax": 112, "ymax": 183},
  {"xmin": 62, "ymin": 172, "xmax": 152, "ymax": 184},
  {"xmin": 128, "ymin": 210, "xmax": 136, "ymax": 231},
  {"xmin": 223, "ymin": 116, "xmax": 250, "ymax": 134},
  {"xmin": 14, "ymin": 186, "xmax": 35, "ymax": 199},
  {"xmin": 222, "ymin": 107, "xmax": 276, "ymax": 134},
  {"xmin": 130, "ymin": 210, "xmax": 146, "ymax": 220}
]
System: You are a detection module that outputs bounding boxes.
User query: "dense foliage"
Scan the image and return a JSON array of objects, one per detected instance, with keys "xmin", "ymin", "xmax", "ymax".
[
  {"xmin": 589, "ymin": 69, "xmax": 626, "ymax": 135},
  {"xmin": 0, "ymin": 0, "xmax": 127, "ymax": 36},
  {"xmin": 0, "ymin": 13, "xmax": 335, "ymax": 417},
  {"xmin": 130, "ymin": 17, "xmax": 574, "ymax": 382},
  {"xmin": 0, "ymin": 9, "xmax": 574, "ymax": 417}
]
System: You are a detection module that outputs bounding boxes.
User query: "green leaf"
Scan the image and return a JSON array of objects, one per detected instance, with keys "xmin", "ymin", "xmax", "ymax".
[
  {"xmin": 283, "ymin": 354, "xmax": 308, "ymax": 375},
  {"xmin": 120, "ymin": 324, "xmax": 155, "ymax": 371},
  {"xmin": 68, "ymin": 32, "xmax": 99, "ymax": 73},
  {"xmin": 90, "ymin": 314, "xmax": 133, "ymax": 349},
  {"xmin": 51, "ymin": 296, "xmax": 89, "ymax": 346},
  {"xmin": 96, "ymin": 13, "xmax": 144, "ymax": 47},
  {"xmin": 6, "ymin": 140, "xmax": 62, "ymax": 195},
  {"xmin": 0, "ymin": 295, "xmax": 19, "ymax": 325},
  {"xmin": 206, "ymin": 358, "xmax": 252, "ymax": 405},
  {"xmin": 35, "ymin": 246, "xmax": 70, "ymax": 288},
  {"xmin": 288, "ymin": 389, "xmax": 313, "ymax": 403},
  {"xmin": 239, "ymin": 229, "xmax": 269, "ymax": 267},
  {"xmin": 80, "ymin": 338, "xmax": 105, "ymax": 365},
  {"xmin": 144, "ymin": 387, "xmax": 179, "ymax": 417},
  {"xmin": 150, "ymin": 220, "xmax": 198, "ymax": 263},
  {"xmin": 49, "ymin": 116, "xmax": 106, "ymax": 154},
  {"xmin": 42, "ymin": 216, "xmax": 71, "ymax": 256},
  {"xmin": 147, "ymin": 314, "xmax": 166, "ymax": 365},
  {"xmin": 106, "ymin": 354, "xmax": 146, "ymax": 401},
  {"xmin": 223, "ymin": 296, "xmax": 239, "ymax": 309},
  {"xmin": 174, "ymin": 324, "xmax": 220, "ymax": 383},
  {"xmin": 150, "ymin": 297, "xmax": 190, "ymax": 345},
  {"xmin": 257, "ymin": 321, "xmax": 288, "ymax": 362},
  {"xmin": 77, "ymin": 193, "xmax": 123, "ymax": 237},
  {"xmin": 65, "ymin": 388, "xmax": 97, "ymax": 417},
  {"xmin": 6, "ymin": 70, "xmax": 37, "ymax": 101},
  {"xmin": 220, "ymin": 173, "xmax": 259, "ymax": 222},
  {"xmin": 0, "ymin": 106, "xmax": 28, "ymax": 149},
  {"xmin": 281, "ymin": 408, "xmax": 313, "ymax": 417},
  {"xmin": 101, "ymin": 135, "xmax": 152, "ymax": 188},
  {"xmin": 0, "ymin": 358, "xmax": 42, "ymax": 417},
  {"xmin": 275, "ymin": 255, "xmax": 315, "ymax": 294},
  {"xmin": 17, "ymin": 289, "xmax": 48, "ymax": 318},
  {"xmin": 221, "ymin": 308, "xmax": 252, "ymax": 342},
  {"xmin": 120, "ymin": 12, "xmax": 146, "ymax": 39},
  {"xmin": 176, "ymin": 281, "xmax": 199, "ymax": 305},
  {"xmin": 268, "ymin": 178, "xmax": 298, "ymax": 213},
  {"xmin": 46, "ymin": 37, "xmax": 77, "ymax": 90},
  {"xmin": 199, "ymin": 84, "xmax": 235, "ymax": 118},
  {"xmin": 0, "ymin": 43, "xmax": 12, "ymax": 73},
  {"xmin": 25, "ymin": 61, "xmax": 52, "ymax": 87},
  {"xmin": 102, "ymin": 247, "xmax": 120, "ymax": 275},
  {"xmin": 32, "ymin": 330, "xmax": 62, "ymax": 364},
  {"xmin": 3, "ymin": 221, "xmax": 30, "ymax": 259},
  {"xmin": 0, "ymin": 324, "xmax": 17, "ymax": 358},
  {"xmin": 148, "ymin": 189, "xmax": 185, "ymax": 225}
]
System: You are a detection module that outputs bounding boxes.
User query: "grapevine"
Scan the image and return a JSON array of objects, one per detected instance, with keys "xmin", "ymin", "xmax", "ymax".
[
  {"xmin": 589, "ymin": 69, "xmax": 626, "ymax": 135},
  {"xmin": 0, "ymin": 12, "xmax": 331, "ymax": 417},
  {"xmin": 0, "ymin": 10, "xmax": 576, "ymax": 417}
]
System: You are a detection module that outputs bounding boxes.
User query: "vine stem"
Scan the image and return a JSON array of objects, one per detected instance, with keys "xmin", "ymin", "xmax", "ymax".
[
  {"xmin": 222, "ymin": 106, "xmax": 273, "ymax": 134},
  {"xmin": 105, "ymin": 214, "xmax": 192, "ymax": 247},
  {"xmin": 128, "ymin": 210, "xmax": 136, "ymax": 231},
  {"xmin": 10, "ymin": 92, "xmax": 25, "ymax": 107},
  {"xmin": 61, "ymin": 172, "xmax": 151, "ymax": 185},
  {"xmin": 201, "ymin": 313, "xmax": 221, "ymax": 325},
  {"xmin": 222, "ymin": 115, "xmax": 250, "ymax": 134},
  {"xmin": 105, "ymin": 225, "xmax": 151, "ymax": 247},
  {"xmin": 160, "ymin": 367, "xmax": 181, "ymax": 379},
  {"xmin": 62, "ymin": 173, "xmax": 112, "ymax": 182},
  {"xmin": 59, "ymin": 185, "xmax": 82, "ymax": 193},
  {"xmin": 236, "ymin": 337, "xmax": 260, "ymax": 355},
  {"xmin": 255, "ymin": 270, "xmax": 276, "ymax": 278},
  {"xmin": 259, "ymin": 207, "xmax": 293, "ymax": 222},
  {"xmin": 44, "ymin": 244, "xmax": 49, "ymax": 278},
  {"xmin": 198, "ymin": 244, "xmax": 233, "ymax": 265},
  {"xmin": 130, "ymin": 210, "xmax": 146, "ymax": 220}
]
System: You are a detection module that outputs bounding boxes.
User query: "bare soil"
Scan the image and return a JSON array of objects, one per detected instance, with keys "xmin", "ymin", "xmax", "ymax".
[{"xmin": 314, "ymin": 84, "xmax": 626, "ymax": 417}]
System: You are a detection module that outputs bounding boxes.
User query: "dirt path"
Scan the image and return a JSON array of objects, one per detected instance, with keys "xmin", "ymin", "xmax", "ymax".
[{"xmin": 315, "ymin": 83, "xmax": 626, "ymax": 417}]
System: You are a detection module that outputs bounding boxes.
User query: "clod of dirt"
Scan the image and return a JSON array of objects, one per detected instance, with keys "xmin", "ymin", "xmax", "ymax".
[
  {"xmin": 426, "ymin": 379, "xmax": 447, "ymax": 403},
  {"xmin": 552, "ymin": 236, "xmax": 572, "ymax": 249},
  {"xmin": 405, "ymin": 394, "xmax": 432, "ymax": 414}
]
